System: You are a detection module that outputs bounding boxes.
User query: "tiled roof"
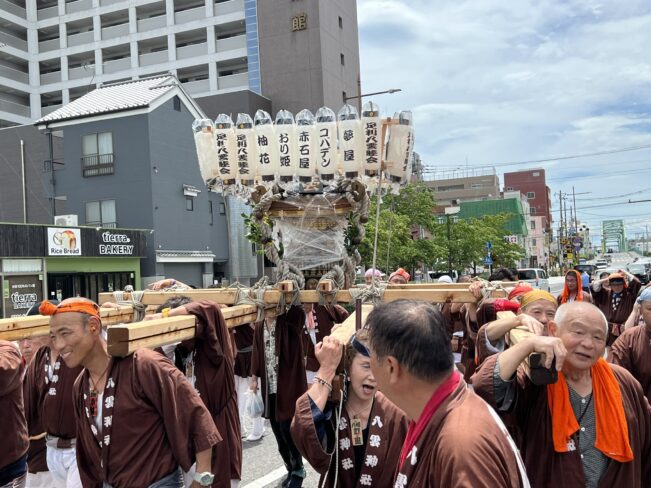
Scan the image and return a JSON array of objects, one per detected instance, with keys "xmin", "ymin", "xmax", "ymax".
[{"xmin": 36, "ymin": 75, "xmax": 177, "ymax": 124}]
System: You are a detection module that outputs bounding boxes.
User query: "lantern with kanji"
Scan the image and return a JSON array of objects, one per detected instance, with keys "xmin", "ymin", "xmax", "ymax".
[
  {"xmin": 337, "ymin": 104, "xmax": 364, "ymax": 178},
  {"xmin": 235, "ymin": 113, "xmax": 256, "ymax": 186},
  {"xmin": 384, "ymin": 110, "xmax": 414, "ymax": 185},
  {"xmin": 275, "ymin": 110, "xmax": 297, "ymax": 186},
  {"xmin": 315, "ymin": 106, "xmax": 337, "ymax": 183},
  {"xmin": 295, "ymin": 109, "xmax": 317, "ymax": 183},
  {"xmin": 254, "ymin": 109, "xmax": 278, "ymax": 184},
  {"xmin": 192, "ymin": 118, "xmax": 218, "ymax": 183}
]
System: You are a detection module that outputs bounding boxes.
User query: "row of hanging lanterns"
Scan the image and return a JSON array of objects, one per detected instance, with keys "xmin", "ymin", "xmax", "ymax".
[{"xmin": 192, "ymin": 101, "xmax": 414, "ymax": 192}]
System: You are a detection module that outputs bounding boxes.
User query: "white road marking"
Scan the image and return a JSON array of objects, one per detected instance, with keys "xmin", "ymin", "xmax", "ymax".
[{"xmin": 242, "ymin": 465, "xmax": 287, "ymax": 488}]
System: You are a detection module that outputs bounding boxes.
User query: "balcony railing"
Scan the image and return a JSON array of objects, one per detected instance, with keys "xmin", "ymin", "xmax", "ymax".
[{"xmin": 82, "ymin": 153, "xmax": 114, "ymax": 177}]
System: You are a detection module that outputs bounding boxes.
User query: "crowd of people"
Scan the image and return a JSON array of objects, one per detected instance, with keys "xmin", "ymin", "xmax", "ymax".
[{"xmin": 2, "ymin": 267, "xmax": 651, "ymax": 488}]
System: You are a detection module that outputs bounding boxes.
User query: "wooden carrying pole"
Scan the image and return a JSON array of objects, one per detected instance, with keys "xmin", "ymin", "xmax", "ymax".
[{"xmin": 0, "ymin": 306, "xmax": 135, "ymax": 342}]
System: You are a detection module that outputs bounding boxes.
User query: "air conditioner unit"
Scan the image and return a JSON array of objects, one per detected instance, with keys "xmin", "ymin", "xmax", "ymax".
[{"xmin": 54, "ymin": 214, "xmax": 78, "ymax": 226}]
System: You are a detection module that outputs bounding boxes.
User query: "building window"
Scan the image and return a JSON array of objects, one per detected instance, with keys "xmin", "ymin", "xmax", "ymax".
[
  {"xmin": 531, "ymin": 220, "xmax": 536, "ymax": 229},
  {"xmin": 526, "ymin": 191, "xmax": 535, "ymax": 199},
  {"xmin": 533, "ymin": 171, "xmax": 540, "ymax": 177},
  {"xmin": 173, "ymin": 96, "xmax": 181, "ymax": 112},
  {"xmin": 86, "ymin": 199, "xmax": 116, "ymax": 227},
  {"xmin": 506, "ymin": 186, "xmax": 513, "ymax": 191},
  {"xmin": 342, "ymin": 91, "xmax": 347, "ymax": 103},
  {"xmin": 186, "ymin": 197, "xmax": 194, "ymax": 211},
  {"xmin": 470, "ymin": 183, "xmax": 481, "ymax": 189},
  {"xmin": 338, "ymin": 16, "xmax": 343, "ymax": 28},
  {"xmin": 209, "ymin": 201, "xmax": 213, "ymax": 225},
  {"xmin": 530, "ymin": 207, "xmax": 536, "ymax": 215},
  {"xmin": 82, "ymin": 132, "xmax": 114, "ymax": 177},
  {"xmin": 532, "ymin": 238, "xmax": 537, "ymax": 246},
  {"xmin": 340, "ymin": 53, "xmax": 345, "ymax": 66}
]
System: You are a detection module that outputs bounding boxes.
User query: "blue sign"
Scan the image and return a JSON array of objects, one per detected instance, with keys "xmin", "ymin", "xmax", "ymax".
[
  {"xmin": 486, "ymin": 241, "xmax": 492, "ymax": 250},
  {"xmin": 484, "ymin": 256, "xmax": 493, "ymax": 266}
]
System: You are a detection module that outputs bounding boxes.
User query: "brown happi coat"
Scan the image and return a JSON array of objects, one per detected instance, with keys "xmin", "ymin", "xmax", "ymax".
[
  {"xmin": 251, "ymin": 306, "xmax": 307, "ymax": 422},
  {"xmin": 610, "ymin": 325, "xmax": 651, "ymax": 401},
  {"xmin": 73, "ymin": 348, "xmax": 221, "ymax": 488},
  {"xmin": 393, "ymin": 378, "xmax": 528, "ymax": 488},
  {"xmin": 182, "ymin": 301, "xmax": 242, "ymax": 486},
  {"xmin": 303, "ymin": 305, "xmax": 350, "ymax": 373},
  {"xmin": 462, "ymin": 301, "xmax": 498, "ymax": 381},
  {"xmin": 232, "ymin": 323, "xmax": 255, "ymax": 378},
  {"xmin": 0, "ymin": 340, "xmax": 29, "ymax": 472},
  {"xmin": 26, "ymin": 346, "xmax": 83, "ymax": 440},
  {"xmin": 473, "ymin": 355, "xmax": 651, "ymax": 488},
  {"xmin": 22, "ymin": 364, "xmax": 47, "ymax": 474},
  {"xmin": 592, "ymin": 280, "xmax": 641, "ymax": 343},
  {"xmin": 291, "ymin": 391, "xmax": 407, "ymax": 487}
]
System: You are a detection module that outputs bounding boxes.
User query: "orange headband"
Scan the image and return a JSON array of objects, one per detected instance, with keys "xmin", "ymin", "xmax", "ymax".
[{"xmin": 39, "ymin": 300, "xmax": 100, "ymax": 318}]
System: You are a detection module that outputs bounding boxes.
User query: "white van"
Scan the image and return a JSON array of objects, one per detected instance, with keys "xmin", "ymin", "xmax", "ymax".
[{"xmin": 517, "ymin": 268, "xmax": 550, "ymax": 292}]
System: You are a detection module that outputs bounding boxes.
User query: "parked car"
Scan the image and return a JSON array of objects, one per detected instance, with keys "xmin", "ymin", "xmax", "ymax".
[
  {"xmin": 427, "ymin": 270, "xmax": 459, "ymax": 282},
  {"xmin": 517, "ymin": 268, "xmax": 550, "ymax": 292},
  {"xmin": 595, "ymin": 259, "xmax": 608, "ymax": 269},
  {"xmin": 574, "ymin": 264, "xmax": 597, "ymax": 279},
  {"xmin": 627, "ymin": 263, "xmax": 650, "ymax": 285}
]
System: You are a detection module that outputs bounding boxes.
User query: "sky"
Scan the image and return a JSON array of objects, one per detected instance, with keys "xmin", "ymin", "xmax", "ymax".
[{"xmin": 357, "ymin": 0, "xmax": 651, "ymax": 246}]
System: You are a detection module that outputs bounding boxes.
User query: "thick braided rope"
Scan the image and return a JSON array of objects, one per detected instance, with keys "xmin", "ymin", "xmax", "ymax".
[{"xmin": 318, "ymin": 265, "xmax": 345, "ymax": 307}]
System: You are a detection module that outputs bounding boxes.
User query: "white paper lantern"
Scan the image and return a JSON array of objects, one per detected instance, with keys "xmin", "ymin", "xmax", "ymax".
[
  {"xmin": 192, "ymin": 119, "xmax": 218, "ymax": 183},
  {"xmin": 361, "ymin": 101, "xmax": 382, "ymax": 178},
  {"xmin": 213, "ymin": 114, "xmax": 237, "ymax": 185},
  {"xmin": 275, "ymin": 110, "xmax": 297, "ymax": 185},
  {"xmin": 315, "ymin": 106, "xmax": 337, "ymax": 182},
  {"xmin": 385, "ymin": 111, "xmax": 414, "ymax": 184},
  {"xmin": 254, "ymin": 110, "xmax": 279, "ymax": 184},
  {"xmin": 235, "ymin": 113, "xmax": 257, "ymax": 186},
  {"xmin": 295, "ymin": 109, "xmax": 317, "ymax": 183},
  {"xmin": 337, "ymin": 104, "xmax": 364, "ymax": 178}
]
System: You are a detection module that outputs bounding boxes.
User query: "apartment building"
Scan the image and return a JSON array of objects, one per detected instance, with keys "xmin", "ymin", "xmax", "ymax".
[{"xmin": 0, "ymin": 0, "xmax": 360, "ymax": 126}]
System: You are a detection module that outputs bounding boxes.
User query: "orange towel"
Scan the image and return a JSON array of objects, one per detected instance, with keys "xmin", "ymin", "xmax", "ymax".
[
  {"xmin": 560, "ymin": 270, "xmax": 584, "ymax": 304},
  {"xmin": 547, "ymin": 358, "xmax": 633, "ymax": 462},
  {"xmin": 39, "ymin": 299, "xmax": 100, "ymax": 318}
]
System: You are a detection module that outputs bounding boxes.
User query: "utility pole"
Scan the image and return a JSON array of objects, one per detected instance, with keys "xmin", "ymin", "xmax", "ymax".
[{"xmin": 558, "ymin": 190, "xmax": 564, "ymax": 272}]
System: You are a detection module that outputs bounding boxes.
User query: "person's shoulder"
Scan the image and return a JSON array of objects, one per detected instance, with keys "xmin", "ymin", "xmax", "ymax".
[
  {"xmin": 616, "ymin": 325, "xmax": 645, "ymax": 342},
  {"xmin": 374, "ymin": 391, "xmax": 407, "ymax": 420},
  {"xmin": 609, "ymin": 362, "xmax": 646, "ymax": 400},
  {"xmin": 441, "ymin": 389, "xmax": 510, "ymax": 443}
]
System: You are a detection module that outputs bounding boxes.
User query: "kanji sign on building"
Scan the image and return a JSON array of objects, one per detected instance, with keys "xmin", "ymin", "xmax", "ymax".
[{"xmin": 292, "ymin": 12, "xmax": 307, "ymax": 31}]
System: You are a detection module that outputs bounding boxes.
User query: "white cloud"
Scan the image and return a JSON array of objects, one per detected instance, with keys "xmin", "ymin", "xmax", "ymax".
[{"xmin": 358, "ymin": 0, "xmax": 651, "ymax": 237}]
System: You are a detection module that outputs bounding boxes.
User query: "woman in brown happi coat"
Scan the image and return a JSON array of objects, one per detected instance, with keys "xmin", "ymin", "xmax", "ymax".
[{"xmin": 291, "ymin": 330, "xmax": 408, "ymax": 487}]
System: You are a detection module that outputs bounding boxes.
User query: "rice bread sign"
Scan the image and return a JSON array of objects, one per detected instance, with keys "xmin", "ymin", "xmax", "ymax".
[
  {"xmin": 47, "ymin": 228, "xmax": 82, "ymax": 256},
  {"xmin": 3, "ymin": 275, "xmax": 43, "ymax": 318}
]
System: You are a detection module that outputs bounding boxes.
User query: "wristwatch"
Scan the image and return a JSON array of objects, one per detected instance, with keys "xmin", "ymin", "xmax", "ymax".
[{"xmin": 193, "ymin": 472, "xmax": 215, "ymax": 486}]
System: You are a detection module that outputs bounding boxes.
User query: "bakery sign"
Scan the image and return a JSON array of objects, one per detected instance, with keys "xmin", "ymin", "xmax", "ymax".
[
  {"xmin": 99, "ymin": 231, "xmax": 135, "ymax": 255},
  {"xmin": 47, "ymin": 228, "xmax": 82, "ymax": 256},
  {"xmin": 3, "ymin": 275, "xmax": 43, "ymax": 318}
]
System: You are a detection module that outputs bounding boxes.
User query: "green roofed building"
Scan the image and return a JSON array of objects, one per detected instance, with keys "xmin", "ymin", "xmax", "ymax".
[{"xmin": 458, "ymin": 197, "xmax": 529, "ymax": 236}]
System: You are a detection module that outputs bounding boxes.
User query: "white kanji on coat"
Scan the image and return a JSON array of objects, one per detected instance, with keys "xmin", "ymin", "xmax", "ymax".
[
  {"xmin": 567, "ymin": 439, "xmax": 576, "ymax": 452},
  {"xmin": 371, "ymin": 415, "xmax": 383, "ymax": 428},
  {"xmin": 359, "ymin": 474, "xmax": 373, "ymax": 486},
  {"xmin": 106, "ymin": 378, "xmax": 115, "ymax": 389},
  {"xmin": 54, "ymin": 362, "xmax": 60, "ymax": 370},
  {"xmin": 407, "ymin": 446, "xmax": 418, "ymax": 466},
  {"xmin": 339, "ymin": 417, "xmax": 348, "ymax": 430},
  {"xmin": 365, "ymin": 454, "xmax": 379, "ymax": 468},
  {"xmin": 51, "ymin": 374, "xmax": 59, "ymax": 383},
  {"xmin": 369, "ymin": 434, "xmax": 381, "ymax": 448},
  {"xmin": 103, "ymin": 416, "xmax": 112, "ymax": 428},
  {"xmin": 104, "ymin": 435, "xmax": 110, "ymax": 446},
  {"xmin": 91, "ymin": 424, "xmax": 98, "ymax": 436},
  {"xmin": 104, "ymin": 395, "xmax": 114, "ymax": 409},
  {"xmin": 340, "ymin": 437, "xmax": 351, "ymax": 451},
  {"xmin": 341, "ymin": 458, "xmax": 354, "ymax": 471},
  {"xmin": 48, "ymin": 387, "xmax": 56, "ymax": 396},
  {"xmin": 394, "ymin": 473, "xmax": 408, "ymax": 488}
]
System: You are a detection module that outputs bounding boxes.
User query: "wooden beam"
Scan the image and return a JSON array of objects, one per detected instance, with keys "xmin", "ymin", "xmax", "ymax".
[
  {"xmin": 107, "ymin": 316, "xmax": 197, "ymax": 357},
  {"xmin": 330, "ymin": 304, "xmax": 374, "ymax": 344},
  {"xmin": 380, "ymin": 282, "xmax": 518, "ymax": 289},
  {"xmin": 99, "ymin": 287, "xmax": 502, "ymax": 306},
  {"xmin": 507, "ymin": 320, "xmax": 557, "ymax": 385}
]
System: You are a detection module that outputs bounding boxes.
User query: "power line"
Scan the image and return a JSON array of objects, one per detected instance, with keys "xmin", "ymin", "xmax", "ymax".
[
  {"xmin": 575, "ymin": 186, "xmax": 651, "ymax": 202},
  {"xmin": 423, "ymin": 143, "xmax": 651, "ymax": 169}
]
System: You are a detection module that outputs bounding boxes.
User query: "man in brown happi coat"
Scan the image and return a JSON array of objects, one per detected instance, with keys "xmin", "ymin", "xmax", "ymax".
[
  {"xmin": 0, "ymin": 340, "xmax": 29, "ymax": 488},
  {"xmin": 44, "ymin": 298, "xmax": 220, "ymax": 488},
  {"xmin": 251, "ymin": 306, "xmax": 308, "ymax": 488},
  {"xmin": 591, "ymin": 270, "xmax": 641, "ymax": 344},
  {"xmin": 473, "ymin": 301, "xmax": 651, "ymax": 488},
  {"xmin": 151, "ymin": 300, "xmax": 242, "ymax": 487},
  {"xmin": 367, "ymin": 300, "xmax": 529, "ymax": 488},
  {"xmin": 610, "ymin": 287, "xmax": 651, "ymax": 401}
]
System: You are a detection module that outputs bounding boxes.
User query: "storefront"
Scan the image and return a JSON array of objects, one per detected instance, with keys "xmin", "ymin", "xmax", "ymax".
[{"xmin": 0, "ymin": 223, "xmax": 147, "ymax": 317}]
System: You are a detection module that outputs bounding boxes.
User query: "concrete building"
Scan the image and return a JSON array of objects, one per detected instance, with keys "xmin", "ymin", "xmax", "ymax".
[
  {"xmin": 424, "ymin": 167, "xmax": 500, "ymax": 208},
  {"xmin": 34, "ymin": 75, "xmax": 257, "ymax": 288},
  {"xmin": 504, "ymin": 168, "xmax": 552, "ymax": 231},
  {"xmin": 257, "ymin": 0, "xmax": 360, "ymax": 115},
  {"xmin": 0, "ymin": 0, "xmax": 360, "ymax": 126}
]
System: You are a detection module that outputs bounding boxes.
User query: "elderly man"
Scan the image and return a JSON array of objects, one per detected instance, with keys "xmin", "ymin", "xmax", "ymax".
[
  {"xmin": 591, "ymin": 270, "xmax": 641, "ymax": 344},
  {"xmin": 473, "ymin": 302, "xmax": 651, "ymax": 487},
  {"xmin": 610, "ymin": 287, "xmax": 651, "ymax": 401},
  {"xmin": 366, "ymin": 300, "xmax": 529, "ymax": 487},
  {"xmin": 44, "ymin": 298, "xmax": 220, "ymax": 488}
]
